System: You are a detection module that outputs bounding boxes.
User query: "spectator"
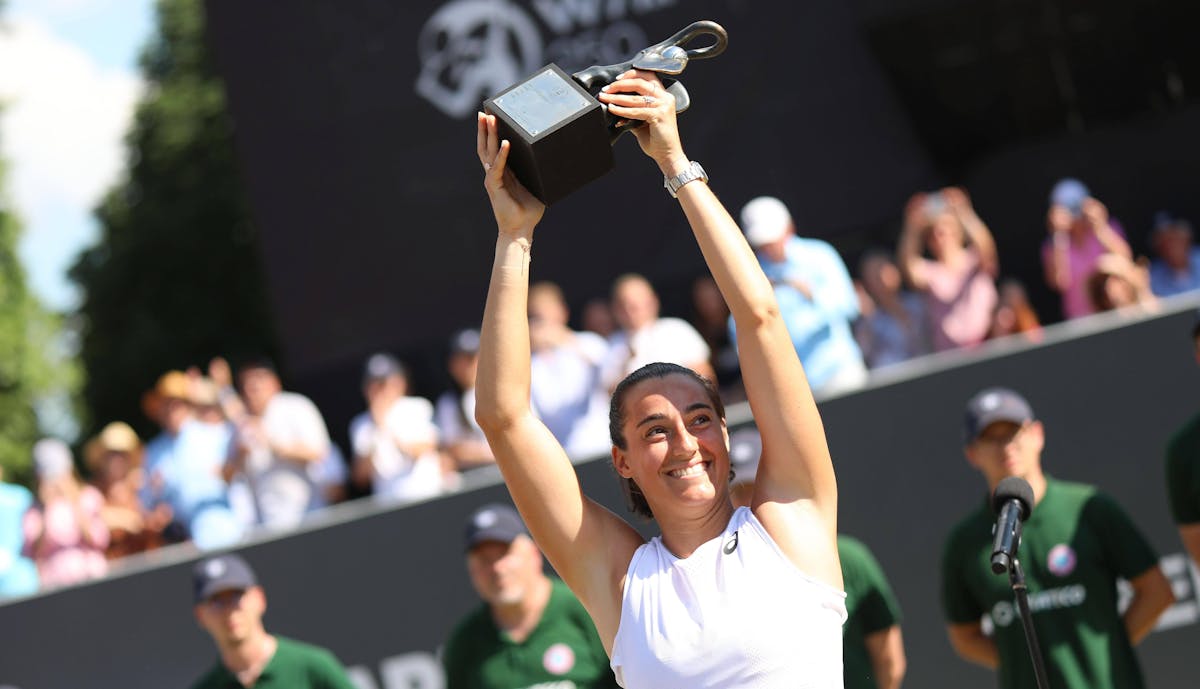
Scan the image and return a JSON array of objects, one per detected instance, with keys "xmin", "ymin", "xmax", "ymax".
[
  {"xmin": 0, "ymin": 465, "xmax": 38, "ymax": 598},
  {"xmin": 1148, "ymin": 212, "xmax": 1200, "ymax": 297},
  {"xmin": 728, "ymin": 428, "xmax": 906, "ymax": 689},
  {"xmin": 690, "ymin": 275, "xmax": 742, "ymax": 395},
  {"xmin": 435, "ymin": 329, "xmax": 496, "ymax": 472},
  {"xmin": 1086, "ymin": 253, "xmax": 1157, "ymax": 313},
  {"xmin": 1165, "ymin": 320, "xmax": 1200, "ymax": 570},
  {"xmin": 855, "ymin": 249, "xmax": 928, "ymax": 369},
  {"xmin": 599, "ymin": 273, "xmax": 714, "ymax": 391},
  {"xmin": 528, "ymin": 282, "xmax": 611, "ymax": 457},
  {"xmin": 189, "ymin": 552, "xmax": 356, "ymax": 689},
  {"xmin": 232, "ymin": 359, "xmax": 332, "ymax": 529},
  {"xmin": 143, "ymin": 371, "xmax": 243, "ymax": 549},
  {"xmin": 987, "ymin": 279, "xmax": 1042, "ymax": 343},
  {"xmin": 1041, "ymin": 178, "xmax": 1132, "ymax": 320},
  {"xmin": 349, "ymin": 353, "xmax": 445, "ymax": 502},
  {"xmin": 84, "ymin": 422, "xmax": 168, "ymax": 559},
  {"xmin": 898, "ymin": 187, "xmax": 999, "ymax": 353},
  {"xmin": 581, "ymin": 297, "xmax": 617, "ymax": 339},
  {"xmin": 22, "ymin": 439, "xmax": 108, "ymax": 589},
  {"xmin": 738, "ymin": 196, "xmax": 866, "ymax": 394},
  {"xmin": 442, "ymin": 504, "xmax": 618, "ymax": 689},
  {"xmin": 307, "ymin": 444, "xmax": 349, "ymax": 510},
  {"xmin": 941, "ymin": 388, "xmax": 1173, "ymax": 689}
]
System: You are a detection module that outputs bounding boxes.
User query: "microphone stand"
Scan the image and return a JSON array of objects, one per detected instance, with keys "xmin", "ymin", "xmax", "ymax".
[{"xmin": 1008, "ymin": 557, "xmax": 1052, "ymax": 689}]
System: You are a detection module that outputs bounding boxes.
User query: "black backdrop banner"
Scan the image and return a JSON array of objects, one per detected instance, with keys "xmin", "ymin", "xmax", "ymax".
[
  {"xmin": 199, "ymin": 0, "xmax": 1200, "ymax": 465},
  {"xmin": 2, "ymin": 301, "xmax": 1199, "ymax": 689},
  {"xmin": 200, "ymin": 0, "xmax": 935, "ymax": 377}
]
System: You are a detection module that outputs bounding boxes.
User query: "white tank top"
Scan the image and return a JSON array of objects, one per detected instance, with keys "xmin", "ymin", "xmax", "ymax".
[{"xmin": 610, "ymin": 506, "xmax": 847, "ymax": 688}]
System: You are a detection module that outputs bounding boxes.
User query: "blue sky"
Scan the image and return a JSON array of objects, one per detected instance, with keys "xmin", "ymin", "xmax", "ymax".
[{"xmin": 1, "ymin": 0, "xmax": 155, "ymax": 310}]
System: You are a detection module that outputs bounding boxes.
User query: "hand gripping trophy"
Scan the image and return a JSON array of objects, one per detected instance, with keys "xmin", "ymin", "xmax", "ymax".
[{"xmin": 483, "ymin": 21, "xmax": 728, "ymax": 204}]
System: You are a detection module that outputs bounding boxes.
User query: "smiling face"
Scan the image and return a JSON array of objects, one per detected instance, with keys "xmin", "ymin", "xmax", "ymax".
[
  {"xmin": 965, "ymin": 420, "xmax": 1045, "ymax": 492},
  {"xmin": 611, "ymin": 373, "xmax": 730, "ymax": 518}
]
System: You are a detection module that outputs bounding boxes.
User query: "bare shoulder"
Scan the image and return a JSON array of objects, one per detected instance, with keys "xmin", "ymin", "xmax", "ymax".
[{"xmin": 751, "ymin": 499, "xmax": 842, "ymax": 590}]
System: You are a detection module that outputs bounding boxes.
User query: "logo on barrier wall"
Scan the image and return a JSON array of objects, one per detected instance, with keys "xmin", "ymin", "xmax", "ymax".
[{"xmin": 415, "ymin": 0, "xmax": 678, "ymax": 118}]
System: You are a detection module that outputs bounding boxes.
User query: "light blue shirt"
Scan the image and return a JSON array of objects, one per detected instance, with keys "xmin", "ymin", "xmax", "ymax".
[
  {"xmin": 0, "ymin": 481, "xmax": 38, "ymax": 597},
  {"xmin": 144, "ymin": 422, "xmax": 230, "ymax": 518},
  {"xmin": 732, "ymin": 236, "xmax": 864, "ymax": 390},
  {"xmin": 1149, "ymin": 250, "xmax": 1200, "ymax": 297}
]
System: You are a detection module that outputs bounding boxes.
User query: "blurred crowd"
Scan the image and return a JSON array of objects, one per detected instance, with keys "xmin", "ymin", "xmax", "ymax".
[{"xmin": 0, "ymin": 177, "xmax": 1195, "ymax": 599}]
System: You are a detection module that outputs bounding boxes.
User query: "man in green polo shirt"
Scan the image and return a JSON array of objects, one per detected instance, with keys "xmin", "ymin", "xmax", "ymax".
[
  {"xmin": 729, "ymin": 429, "xmax": 906, "ymax": 689},
  {"xmin": 189, "ymin": 553, "xmax": 356, "ymax": 689},
  {"xmin": 941, "ymin": 387, "xmax": 1175, "ymax": 689},
  {"xmin": 1165, "ymin": 320, "xmax": 1200, "ymax": 569},
  {"xmin": 442, "ymin": 503, "xmax": 618, "ymax": 689}
]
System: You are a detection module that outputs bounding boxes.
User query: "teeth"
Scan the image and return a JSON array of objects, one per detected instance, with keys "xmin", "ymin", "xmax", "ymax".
[{"xmin": 669, "ymin": 463, "xmax": 707, "ymax": 478}]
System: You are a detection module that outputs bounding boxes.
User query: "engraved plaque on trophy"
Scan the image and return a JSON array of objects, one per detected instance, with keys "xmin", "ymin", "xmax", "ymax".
[{"xmin": 484, "ymin": 64, "xmax": 614, "ymax": 206}]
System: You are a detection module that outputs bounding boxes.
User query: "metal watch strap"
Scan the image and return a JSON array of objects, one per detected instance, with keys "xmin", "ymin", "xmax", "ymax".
[{"xmin": 664, "ymin": 161, "xmax": 708, "ymax": 198}]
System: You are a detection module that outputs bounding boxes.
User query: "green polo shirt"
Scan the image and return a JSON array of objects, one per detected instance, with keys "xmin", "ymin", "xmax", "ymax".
[
  {"xmin": 189, "ymin": 636, "xmax": 356, "ymax": 689},
  {"xmin": 1166, "ymin": 412, "xmax": 1200, "ymax": 524},
  {"xmin": 941, "ymin": 477, "xmax": 1159, "ymax": 689},
  {"xmin": 840, "ymin": 534, "xmax": 903, "ymax": 689},
  {"xmin": 443, "ymin": 578, "xmax": 618, "ymax": 689}
]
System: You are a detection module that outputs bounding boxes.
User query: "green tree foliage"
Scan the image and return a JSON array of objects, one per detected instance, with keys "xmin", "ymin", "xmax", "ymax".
[
  {"xmin": 70, "ymin": 0, "xmax": 278, "ymax": 441},
  {"xmin": 0, "ymin": 161, "xmax": 53, "ymax": 486}
]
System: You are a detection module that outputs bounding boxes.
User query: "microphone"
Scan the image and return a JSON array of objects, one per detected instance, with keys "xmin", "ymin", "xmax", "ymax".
[{"xmin": 991, "ymin": 477, "xmax": 1034, "ymax": 574}]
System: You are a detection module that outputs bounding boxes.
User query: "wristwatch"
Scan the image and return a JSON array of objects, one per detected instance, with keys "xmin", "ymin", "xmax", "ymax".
[{"xmin": 664, "ymin": 161, "xmax": 708, "ymax": 198}]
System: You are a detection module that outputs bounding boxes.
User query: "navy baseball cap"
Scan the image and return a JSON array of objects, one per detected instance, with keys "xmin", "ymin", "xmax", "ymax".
[
  {"xmin": 964, "ymin": 388, "xmax": 1035, "ymax": 442},
  {"xmin": 363, "ymin": 352, "xmax": 405, "ymax": 384},
  {"xmin": 193, "ymin": 553, "xmax": 257, "ymax": 603},
  {"xmin": 464, "ymin": 504, "xmax": 527, "ymax": 551},
  {"xmin": 450, "ymin": 328, "xmax": 482, "ymax": 355}
]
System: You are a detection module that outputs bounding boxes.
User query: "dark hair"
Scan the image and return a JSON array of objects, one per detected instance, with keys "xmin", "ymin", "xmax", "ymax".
[
  {"xmin": 236, "ymin": 357, "xmax": 278, "ymax": 378},
  {"xmin": 1191, "ymin": 318, "xmax": 1200, "ymax": 343},
  {"xmin": 609, "ymin": 362, "xmax": 726, "ymax": 519}
]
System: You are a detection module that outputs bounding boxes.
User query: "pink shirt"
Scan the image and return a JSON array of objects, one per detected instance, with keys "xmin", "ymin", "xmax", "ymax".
[
  {"xmin": 919, "ymin": 249, "xmax": 998, "ymax": 352},
  {"xmin": 1041, "ymin": 223, "xmax": 1126, "ymax": 319},
  {"xmin": 22, "ymin": 485, "xmax": 109, "ymax": 589}
]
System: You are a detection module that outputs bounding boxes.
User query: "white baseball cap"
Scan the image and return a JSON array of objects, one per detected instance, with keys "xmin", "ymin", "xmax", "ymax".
[{"xmin": 740, "ymin": 196, "xmax": 792, "ymax": 247}]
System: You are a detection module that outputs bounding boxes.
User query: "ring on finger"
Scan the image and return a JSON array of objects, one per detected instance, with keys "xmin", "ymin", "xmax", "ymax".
[
  {"xmin": 642, "ymin": 95, "xmax": 656, "ymax": 106},
  {"xmin": 483, "ymin": 161, "xmax": 492, "ymax": 172}
]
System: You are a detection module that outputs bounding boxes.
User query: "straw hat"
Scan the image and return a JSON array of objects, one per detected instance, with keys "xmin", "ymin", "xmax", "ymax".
[
  {"xmin": 141, "ymin": 370, "xmax": 191, "ymax": 421},
  {"xmin": 84, "ymin": 421, "xmax": 143, "ymax": 471}
]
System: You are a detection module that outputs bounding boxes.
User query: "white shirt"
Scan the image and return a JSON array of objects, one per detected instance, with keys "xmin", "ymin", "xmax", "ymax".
[
  {"xmin": 242, "ymin": 391, "xmax": 330, "ymax": 528},
  {"xmin": 611, "ymin": 507, "xmax": 847, "ymax": 688},
  {"xmin": 531, "ymin": 331, "xmax": 611, "ymax": 457},
  {"xmin": 599, "ymin": 318, "xmax": 711, "ymax": 391},
  {"xmin": 350, "ymin": 396, "xmax": 443, "ymax": 501}
]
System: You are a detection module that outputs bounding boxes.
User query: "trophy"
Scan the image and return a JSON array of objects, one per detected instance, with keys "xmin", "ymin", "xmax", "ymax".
[{"xmin": 483, "ymin": 21, "xmax": 728, "ymax": 205}]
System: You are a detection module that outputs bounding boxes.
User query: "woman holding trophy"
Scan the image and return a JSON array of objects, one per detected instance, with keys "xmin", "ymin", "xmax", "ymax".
[{"xmin": 473, "ymin": 69, "xmax": 846, "ymax": 687}]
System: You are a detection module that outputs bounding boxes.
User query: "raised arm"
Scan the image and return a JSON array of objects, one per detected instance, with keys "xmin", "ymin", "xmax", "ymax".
[
  {"xmin": 599, "ymin": 72, "xmax": 840, "ymax": 585},
  {"xmin": 945, "ymin": 187, "xmax": 998, "ymax": 277},
  {"xmin": 897, "ymin": 195, "xmax": 931, "ymax": 291},
  {"xmin": 471, "ymin": 113, "xmax": 642, "ymax": 643}
]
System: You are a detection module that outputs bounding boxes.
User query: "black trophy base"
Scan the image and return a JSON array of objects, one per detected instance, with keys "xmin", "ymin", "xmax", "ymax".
[{"xmin": 484, "ymin": 64, "xmax": 615, "ymax": 205}]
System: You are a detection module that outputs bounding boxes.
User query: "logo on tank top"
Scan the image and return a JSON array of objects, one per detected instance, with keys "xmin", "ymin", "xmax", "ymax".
[
  {"xmin": 723, "ymin": 530, "xmax": 739, "ymax": 554},
  {"xmin": 542, "ymin": 643, "xmax": 575, "ymax": 675},
  {"xmin": 1047, "ymin": 544, "xmax": 1077, "ymax": 577}
]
